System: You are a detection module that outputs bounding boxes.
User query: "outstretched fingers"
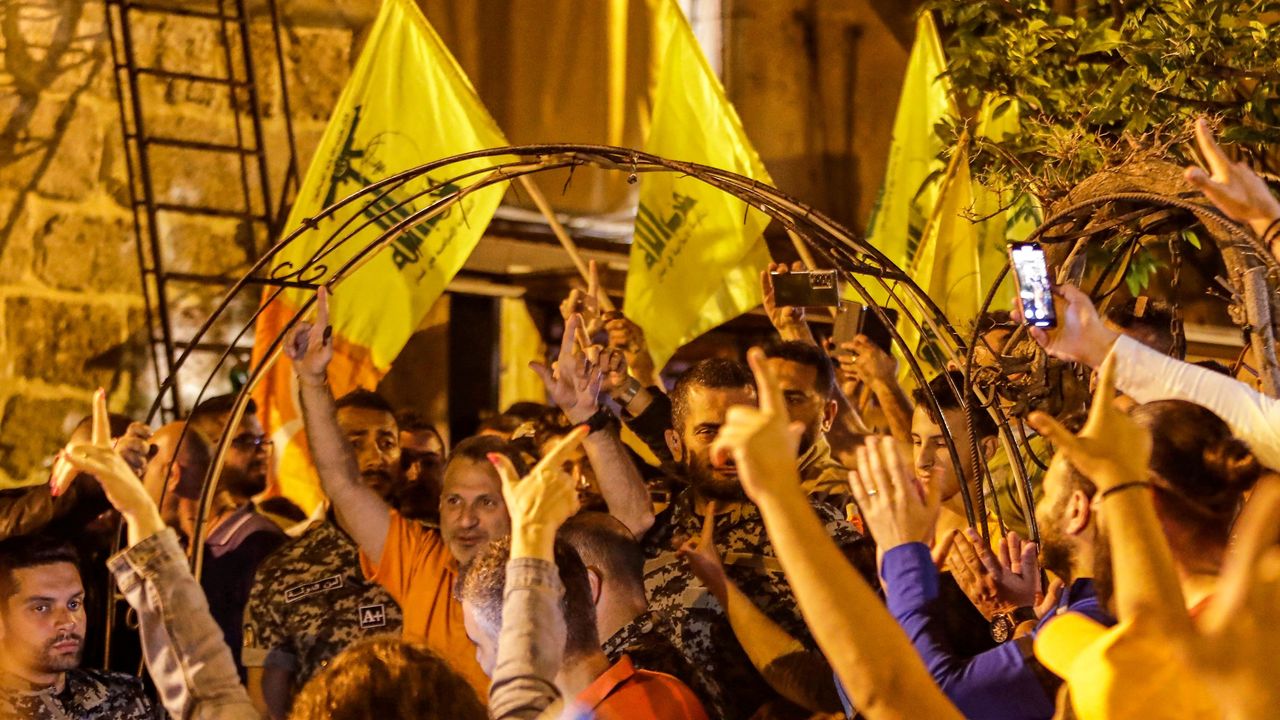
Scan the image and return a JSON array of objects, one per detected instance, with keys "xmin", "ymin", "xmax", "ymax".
[{"xmin": 91, "ymin": 388, "xmax": 111, "ymax": 448}]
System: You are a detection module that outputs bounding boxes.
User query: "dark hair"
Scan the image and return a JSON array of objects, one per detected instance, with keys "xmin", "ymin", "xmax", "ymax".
[
  {"xmin": 447, "ymin": 435, "xmax": 529, "ymax": 477},
  {"xmin": 0, "ymin": 535, "xmax": 80, "ymax": 601},
  {"xmin": 475, "ymin": 413, "xmax": 524, "ymax": 437},
  {"xmin": 1129, "ymin": 400, "xmax": 1262, "ymax": 549},
  {"xmin": 395, "ymin": 411, "xmax": 442, "ymax": 437},
  {"xmin": 189, "ymin": 393, "xmax": 258, "ymax": 422},
  {"xmin": 503, "ymin": 402, "xmax": 557, "ymax": 424},
  {"xmin": 456, "ymin": 537, "xmax": 599, "ymax": 659},
  {"xmin": 558, "ymin": 513, "xmax": 645, "ymax": 599},
  {"xmin": 289, "ymin": 636, "xmax": 485, "ymax": 720},
  {"xmin": 70, "ymin": 413, "xmax": 133, "ymax": 441},
  {"xmin": 335, "ymin": 388, "xmax": 396, "ymax": 417},
  {"xmin": 1104, "ymin": 298, "xmax": 1179, "ymax": 358},
  {"xmin": 762, "ymin": 340, "xmax": 837, "ymax": 399},
  {"xmin": 910, "ymin": 371, "xmax": 998, "ymax": 440},
  {"xmin": 670, "ymin": 358, "xmax": 756, "ymax": 432}
]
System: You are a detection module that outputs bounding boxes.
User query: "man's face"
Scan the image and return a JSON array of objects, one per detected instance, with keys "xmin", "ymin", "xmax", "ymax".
[
  {"xmin": 439, "ymin": 458, "xmax": 510, "ymax": 565},
  {"xmin": 765, "ymin": 358, "xmax": 830, "ymax": 452},
  {"xmin": 462, "ymin": 600, "xmax": 497, "ymax": 676},
  {"xmin": 911, "ymin": 406, "xmax": 973, "ymax": 503},
  {"xmin": 675, "ymin": 385, "xmax": 757, "ymax": 502},
  {"xmin": 973, "ymin": 327, "xmax": 1013, "ymax": 369},
  {"xmin": 1034, "ymin": 454, "xmax": 1077, "ymax": 580},
  {"xmin": 0, "ymin": 563, "xmax": 86, "ymax": 679},
  {"xmin": 539, "ymin": 437, "xmax": 598, "ymax": 508},
  {"xmin": 400, "ymin": 429, "xmax": 444, "ymax": 485},
  {"xmin": 221, "ymin": 413, "xmax": 270, "ymax": 500},
  {"xmin": 336, "ymin": 406, "xmax": 402, "ymax": 501}
]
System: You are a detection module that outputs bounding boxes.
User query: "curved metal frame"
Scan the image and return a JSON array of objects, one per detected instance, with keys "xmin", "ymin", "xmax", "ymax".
[{"xmin": 149, "ymin": 143, "xmax": 1028, "ymax": 576}]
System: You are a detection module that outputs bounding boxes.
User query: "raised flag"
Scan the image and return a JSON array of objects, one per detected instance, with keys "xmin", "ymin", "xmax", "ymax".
[
  {"xmin": 625, "ymin": 0, "xmax": 774, "ymax": 369},
  {"xmin": 251, "ymin": 0, "xmax": 508, "ymax": 512}
]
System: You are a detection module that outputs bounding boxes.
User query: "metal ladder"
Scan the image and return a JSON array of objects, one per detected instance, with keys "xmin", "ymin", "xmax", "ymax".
[{"xmin": 105, "ymin": 0, "xmax": 299, "ymax": 420}]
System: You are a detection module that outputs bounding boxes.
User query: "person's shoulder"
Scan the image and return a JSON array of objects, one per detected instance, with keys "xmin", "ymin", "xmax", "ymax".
[{"xmin": 70, "ymin": 667, "xmax": 147, "ymax": 695}]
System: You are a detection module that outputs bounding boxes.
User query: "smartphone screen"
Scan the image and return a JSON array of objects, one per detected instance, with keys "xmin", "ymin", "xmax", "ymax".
[
  {"xmin": 1009, "ymin": 242, "xmax": 1057, "ymax": 328},
  {"xmin": 771, "ymin": 270, "xmax": 841, "ymax": 307}
]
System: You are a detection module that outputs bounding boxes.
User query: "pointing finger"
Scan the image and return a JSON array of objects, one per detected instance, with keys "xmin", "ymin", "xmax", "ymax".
[
  {"xmin": 92, "ymin": 388, "xmax": 111, "ymax": 448},
  {"xmin": 700, "ymin": 501, "xmax": 718, "ymax": 549},
  {"xmin": 1194, "ymin": 117, "xmax": 1232, "ymax": 178},
  {"xmin": 539, "ymin": 425, "xmax": 590, "ymax": 473},
  {"xmin": 745, "ymin": 347, "xmax": 784, "ymax": 418}
]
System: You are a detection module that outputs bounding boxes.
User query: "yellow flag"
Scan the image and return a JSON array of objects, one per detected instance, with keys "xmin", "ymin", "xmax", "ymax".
[
  {"xmin": 864, "ymin": 12, "xmax": 955, "ymax": 278},
  {"xmin": 252, "ymin": 0, "xmax": 508, "ymax": 512},
  {"xmin": 626, "ymin": 0, "xmax": 773, "ymax": 369}
]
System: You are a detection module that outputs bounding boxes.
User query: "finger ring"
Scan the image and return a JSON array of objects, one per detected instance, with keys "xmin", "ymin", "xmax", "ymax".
[{"xmin": 866, "ymin": 489, "xmax": 878, "ymax": 497}]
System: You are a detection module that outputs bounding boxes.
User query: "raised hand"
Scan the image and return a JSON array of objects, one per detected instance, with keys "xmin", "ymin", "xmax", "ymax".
[
  {"xmin": 1016, "ymin": 283, "xmax": 1117, "ymax": 369},
  {"xmin": 51, "ymin": 388, "xmax": 114, "ymax": 497},
  {"xmin": 948, "ymin": 528, "xmax": 1041, "ymax": 621},
  {"xmin": 837, "ymin": 335, "xmax": 897, "ymax": 387},
  {"xmin": 490, "ymin": 426, "xmax": 588, "ymax": 561},
  {"xmin": 1184, "ymin": 118, "xmax": 1280, "ymax": 241},
  {"xmin": 847, "ymin": 435, "xmax": 941, "ymax": 552},
  {"xmin": 676, "ymin": 501, "xmax": 728, "ymax": 602},
  {"xmin": 1182, "ymin": 477, "xmax": 1280, "ymax": 719},
  {"xmin": 284, "ymin": 286, "xmax": 334, "ymax": 382},
  {"xmin": 60, "ymin": 391, "xmax": 165, "ymax": 545},
  {"xmin": 560, "ymin": 259, "xmax": 606, "ymax": 337},
  {"xmin": 762, "ymin": 260, "xmax": 803, "ymax": 333},
  {"xmin": 532, "ymin": 313, "xmax": 604, "ymax": 424},
  {"xmin": 603, "ymin": 311, "xmax": 657, "ymax": 386},
  {"xmin": 597, "ymin": 346, "xmax": 629, "ymax": 397},
  {"xmin": 709, "ymin": 347, "xmax": 805, "ymax": 502},
  {"xmin": 1027, "ymin": 354, "xmax": 1152, "ymax": 494}
]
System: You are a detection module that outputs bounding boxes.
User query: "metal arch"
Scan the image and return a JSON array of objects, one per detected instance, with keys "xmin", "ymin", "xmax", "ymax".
[{"xmin": 158, "ymin": 143, "xmax": 1023, "ymax": 576}]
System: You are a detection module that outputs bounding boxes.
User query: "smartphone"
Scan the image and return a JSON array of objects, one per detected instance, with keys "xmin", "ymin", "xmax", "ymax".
[
  {"xmin": 771, "ymin": 269, "xmax": 841, "ymax": 307},
  {"xmin": 831, "ymin": 304, "xmax": 898, "ymax": 353},
  {"xmin": 1008, "ymin": 241, "xmax": 1057, "ymax": 328}
]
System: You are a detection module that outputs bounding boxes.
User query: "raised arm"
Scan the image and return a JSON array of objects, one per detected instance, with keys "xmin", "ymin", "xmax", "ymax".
[
  {"xmin": 284, "ymin": 288, "xmax": 392, "ymax": 563},
  {"xmin": 63, "ymin": 394, "xmax": 256, "ymax": 720},
  {"xmin": 533, "ymin": 314, "xmax": 654, "ymax": 537},
  {"xmin": 711, "ymin": 348, "xmax": 963, "ymax": 720},
  {"xmin": 486, "ymin": 428, "xmax": 589, "ymax": 720},
  {"xmin": 678, "ymin": 502, "xmax": 842, "ymax": 713},
  {"xmin": 1026, "ymin": 283, "xmax": 1280, "ymax": 469},
  {"xmin": 837, "ymin": 336, "xmax": 912, "ymax": 444}
]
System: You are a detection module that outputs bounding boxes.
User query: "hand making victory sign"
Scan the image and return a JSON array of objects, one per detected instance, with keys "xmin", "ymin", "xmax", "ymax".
[
  {"xmin": 1183, "ymin": 117, "xmax": 1280, "ymax": 247},
  {"xmin": 531, "ymin": 313, "xmax": 605, "ymax": 425}
]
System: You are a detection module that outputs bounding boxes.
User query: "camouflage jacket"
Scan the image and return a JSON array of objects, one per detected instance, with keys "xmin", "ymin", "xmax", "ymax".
[
  {"xmin": 242, "ymin": 517, "xmax": 403, "ymax": 688},
  {"xmin": 602, "ymin": 608, "xmax": 727, "ymax": 718},
  {"xmin": 642, "ymin": 488, "xmax": 866, "ymax": 719},
  {"xmin": 0, "ymin": 668, "xmax": 160, "ymax": 719}
]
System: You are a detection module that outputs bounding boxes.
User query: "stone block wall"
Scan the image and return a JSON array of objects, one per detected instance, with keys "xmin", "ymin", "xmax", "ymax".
[{"xmin": 0, "ymin": 0, "xmax": 353, "ymax": 485}]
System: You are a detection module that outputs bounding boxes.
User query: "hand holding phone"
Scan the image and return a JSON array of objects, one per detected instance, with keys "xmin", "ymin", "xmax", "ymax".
[{"xmin": 1009, "ymin": 242, "xmax": 1057, "ymax": 328}]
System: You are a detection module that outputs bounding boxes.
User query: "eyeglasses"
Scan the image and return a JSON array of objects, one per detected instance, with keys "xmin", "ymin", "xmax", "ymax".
[{"xmin": 230, "ymin": 434, "xmax": 274, "ymax": 451}]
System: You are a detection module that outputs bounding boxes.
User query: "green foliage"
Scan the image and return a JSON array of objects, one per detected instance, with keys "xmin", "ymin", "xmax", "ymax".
[{"xmin": 927, "ymin": 0, "xmax": 1280, "ymax": 203}]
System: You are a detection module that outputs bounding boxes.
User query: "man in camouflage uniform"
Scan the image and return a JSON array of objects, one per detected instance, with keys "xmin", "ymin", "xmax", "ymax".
[
  {"xmin": 643, "ymin": 357, "xmax": 869, "ymax": 719},
  {"xmin": 243, "ymin": 389, "xmax": 421, "ymax": 719},
  {"xmin": 0, "ymin": 535, "xmax": 161, "ymax": 720}
]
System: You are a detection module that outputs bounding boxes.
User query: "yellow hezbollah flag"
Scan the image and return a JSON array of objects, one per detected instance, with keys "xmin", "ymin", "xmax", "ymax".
[
  {"xmin": 863, "ymin": 12, "xmax": 954, "ymax": 295},
  {"xmin": 252, "ymin": 0, "xmax": 508, "ymax": 512},
  {"xmin": 902, "ymin": 97, "xmax": 1041, "ymax": 371},
  {"xmin": 626, "ymin": 0, "xmax": 773, "ymax": 369}
]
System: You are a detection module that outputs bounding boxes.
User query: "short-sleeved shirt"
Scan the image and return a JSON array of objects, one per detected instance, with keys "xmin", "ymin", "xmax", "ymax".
[
  {"xmin": 242, "ymin": 517, "xmax": 403, "ymax": 688},
  {"xmin": 643, "ymin": 489, "xmax": 868, "ymax": 718},
  {"xmin": 361, "ymin": 509, "xmax": 489, "ymax": 698},
  {"xmin": 0, "ymin": 668, "xmax": 161, "ymax": 719},
  {"xmin": 567, "ymin": 655, "xmax": 709, "ymax": 720}
]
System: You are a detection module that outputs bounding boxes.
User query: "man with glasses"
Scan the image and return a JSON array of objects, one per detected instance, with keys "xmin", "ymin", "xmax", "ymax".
[{"xmin": 186, "ymin": 395, "xmax": 287, "ymax": 679}]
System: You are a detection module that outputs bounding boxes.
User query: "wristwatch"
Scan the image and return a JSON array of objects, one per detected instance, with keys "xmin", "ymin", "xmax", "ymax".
[
  {"xmin": 989, "ymin": 606, "xmax": 1038, "ymax": 643},
  {"xmin": 581, "ymin": 407, "xmax": 616, "ymax": 435},
  {"xmin": 612, "ymin": 376, "xmax": 643, "ymax": 408}
]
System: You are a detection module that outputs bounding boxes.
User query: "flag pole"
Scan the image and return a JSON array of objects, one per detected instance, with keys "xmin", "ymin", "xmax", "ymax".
[{"xmin": 517, "ymin": 175, "xmax": 617, "ymax": 312}]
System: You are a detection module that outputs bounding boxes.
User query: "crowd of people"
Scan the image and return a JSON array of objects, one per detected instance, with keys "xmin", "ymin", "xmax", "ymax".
[{"xmin": 2, "ymin": 120, "xmax": 1279, "ymax": 720}]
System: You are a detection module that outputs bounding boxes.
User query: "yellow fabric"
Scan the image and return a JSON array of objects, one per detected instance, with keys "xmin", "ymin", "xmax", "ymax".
[
  {"xmin": 862, "ymin": 12, "xmax": 954, "ymax": 295},
  {"xmin": 251, "ymin": 0, "xmax": 509, "ymax": 512},
  {"xmin": 497, "ymin": 297, "xmax": 547, "ymax": 410},
  {"xmin": 1034, "ymin": 613, "xmax": 1220, "ymax": 720},
  {"xmin": 625, "ymin": 0, "xmax": 773, "ymax": 370}
]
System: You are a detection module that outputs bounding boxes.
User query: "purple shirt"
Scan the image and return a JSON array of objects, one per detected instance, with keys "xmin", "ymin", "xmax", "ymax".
[{"xmin": 837, "ymin": 542, "xmax": 1113, "ymax": 720}]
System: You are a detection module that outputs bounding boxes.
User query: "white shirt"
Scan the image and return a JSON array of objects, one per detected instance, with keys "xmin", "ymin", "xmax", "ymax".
[{"xmin": 1108, "ymin": 334, "xmax": 1280, "ymax": 470}]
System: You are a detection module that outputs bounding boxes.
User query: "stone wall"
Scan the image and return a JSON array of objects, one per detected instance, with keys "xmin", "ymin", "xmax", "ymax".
[{"xmin": 0, "ymin": 0, "xmax": 354, "ymax": 485}]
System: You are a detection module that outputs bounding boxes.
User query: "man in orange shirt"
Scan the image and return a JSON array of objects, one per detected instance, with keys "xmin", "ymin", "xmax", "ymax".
[
  {"xmin": 460, "ymin": 433, "xmax": 708, "ymax": 720},
  {"xmin": 285, "ymin": 292, "xmax": 513, "ymax": 699}
]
